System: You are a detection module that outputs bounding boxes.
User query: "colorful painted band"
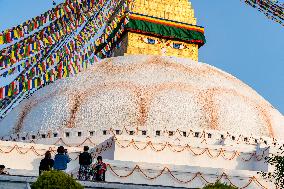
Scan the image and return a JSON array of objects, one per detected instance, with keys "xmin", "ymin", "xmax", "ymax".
[
  {"xmin": 125, "ymin": 18, "xmax": 206, "ymax": 46},
  {"xmin": 129, "ymin": 13, "xmax": 204, "ymax": 33}
]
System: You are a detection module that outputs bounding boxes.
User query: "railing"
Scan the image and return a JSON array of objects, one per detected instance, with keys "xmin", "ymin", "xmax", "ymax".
[{"xmin": 1, "ymin": 126, "xmax": 281, "ymax": 147}]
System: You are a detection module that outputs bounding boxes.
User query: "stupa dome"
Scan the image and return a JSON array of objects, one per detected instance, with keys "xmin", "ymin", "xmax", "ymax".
[{"xmin": 1, "ymin": 55, "xmax": 283, "ymax": 139}]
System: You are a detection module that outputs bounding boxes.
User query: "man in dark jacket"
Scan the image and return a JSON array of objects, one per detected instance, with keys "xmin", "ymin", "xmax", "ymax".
[{"xmin": 78, "ymin": 146, "xmax": 92, "ymax": 180}]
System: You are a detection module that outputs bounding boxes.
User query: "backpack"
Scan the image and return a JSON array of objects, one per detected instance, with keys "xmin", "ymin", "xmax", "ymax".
[{"xmin": 79, "ymin": 152, "xmax": 92, "ymax": 165}]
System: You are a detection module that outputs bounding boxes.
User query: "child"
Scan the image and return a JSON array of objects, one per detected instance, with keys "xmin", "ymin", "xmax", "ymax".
[{"xmin": 93, "ymin": 156, "xmax": 107, "ymax": 181}]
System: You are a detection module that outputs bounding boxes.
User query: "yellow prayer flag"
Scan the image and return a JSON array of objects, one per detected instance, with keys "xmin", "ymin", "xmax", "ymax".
[
  {"xmin": 35, "ymin": 79, "xmax": 38, "ymax": 88},
  {"xmin": 60, "ymin": 29, "xmax": 64, "ymax": 37},
  {"xmin": 22, "ymin": 82, "xmax": 26, "ymax": 92},
  {"xmin": 67, "ymin": 25, "xmax": 71, "ymax": 33},
  {"xmin": 11, "ymin": 51, "xmax": 15, "ymax": 58},
  {"xmin": 39, "ymin": 65, "xmax": 43, "ymax": 72},
  {"xmin": 33, "ymin": 42, "xmax": 37, "ymax": 51},
  {"xmin": 56, "ymin": 10, "xmax": 60, "ymax": 18},
  {"xmin": 11, "ymin": 51, "xmax": 16, "ymax": 62},
  {"xmin": 43, "ymin": 38, "xmax": 49, "ymax": 45},
  {"xmin": 0, "ymin": 35, "xmax": 4, "ymax": 44},
  {"xmin": 8, "ymin": 86, "xmax": 12, "ymax": 97},
  {"xmin": 18, "ymin": 53, "xmax": 22, "ymax": 59},
  {"xmin": 45, "ymin": 72, "xmax": 49, "ymax": 81},
  {"xmin": 74, "ymin": 64, "xmax": 79, "ymax": 73},
  {"xmin": 63, "ymin": 67, "xmax": 68, "ymax": 78},
  {"xmin": 56, "ymin": 54, "xmax": 60, "ymax": 62},
  {"xmin": 14, "ymin": 29, "xmax": 19, "ymax": 39}
]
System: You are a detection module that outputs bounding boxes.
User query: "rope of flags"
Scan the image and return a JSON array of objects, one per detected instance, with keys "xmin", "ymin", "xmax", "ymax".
[
  {"xmin": 0, "ymin": 0, "xmax": 101, "ymax": 45},
  {"xmin": 0, "ymin": 0, "xmax": 131, "ymax": 104},
  {"xmin": 243, "ymin": 0, "xmax": 284, "ymax": 26},
  {"xmin": 0, "ymin": 0, "xmax": 113, "ymax": 81},
  {"xmin": 0, "ymin": 0, "xmax": 106, "ymax": 79},
  {"xmin": 0, "ymin": 13, "xmax": 80, "ymax": 69},
  {"xmin": 0, "ymin": 0, "xmax": 106, "ymax": 70}
]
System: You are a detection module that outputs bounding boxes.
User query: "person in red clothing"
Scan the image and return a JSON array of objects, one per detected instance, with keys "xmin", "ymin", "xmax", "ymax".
[{"xmin": 93, "ymin": 156, "xmax": 107, "ymax": 181}]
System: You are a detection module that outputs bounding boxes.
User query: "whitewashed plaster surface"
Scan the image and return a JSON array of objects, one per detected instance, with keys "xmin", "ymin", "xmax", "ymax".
[{"xmin": 0, "ymin": 55, "xmax": 283, "ymax": 139}]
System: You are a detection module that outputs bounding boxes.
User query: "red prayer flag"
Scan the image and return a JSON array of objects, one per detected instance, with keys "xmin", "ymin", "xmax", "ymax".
[
  {"xmin": 47, "ymin": 36, "xmax": 53, "ymax": 44},
  {"xmin": 27, "ymin": 44, "xmax": 31, "ymax": 56},
  {"xmin": 34, "ymin": 20, "xmax": 38, "ymax": 29},
  {"xmin": 28, "ymin": 79, "xmax": 32, "ymax": 90},
  {"xmin": 6, "ymin": 31, "xmax": 11, "ymax": 43},
  {"xmin": 0, "ymin": 87, "xmax": 4, "ymax": 99}
]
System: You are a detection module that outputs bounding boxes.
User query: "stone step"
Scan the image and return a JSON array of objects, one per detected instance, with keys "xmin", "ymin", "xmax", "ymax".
[{"xmin": 0, "ymin": 175, "xmax": 196, "ymax": 189}]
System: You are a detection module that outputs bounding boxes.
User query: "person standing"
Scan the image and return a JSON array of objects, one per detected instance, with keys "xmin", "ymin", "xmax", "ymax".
[
  {"xmin": 53, "ymin": 146, "xmax": 70, "ymax": 172},
  {"xmin": 93, "ymin": 156, "xmax": 107, "ymax": 181},
  {"xmin": 0, "ymin": 165, "xmax": 9, "ymax": 175},
  {"xmin": 39, "ymin": 151, "xmax": 54, "ymax": 175},
  {"xmin": 78, "ymin": 146, "xmax": 93, "ymax": 180}
]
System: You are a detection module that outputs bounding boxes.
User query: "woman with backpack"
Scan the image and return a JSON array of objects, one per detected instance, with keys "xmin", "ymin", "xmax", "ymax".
[{"xmin": 78, "ymin": 146, "xmax": 92, "ymax": 180}]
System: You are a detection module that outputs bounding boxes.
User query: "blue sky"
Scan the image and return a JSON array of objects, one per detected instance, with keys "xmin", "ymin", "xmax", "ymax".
[
  {"xmin": 191, "ymin": 0, "xmax": 284, "ymax": 114},
  {"xmin": 0, "ymin": 0, "xmax": 283, "ymax": 114}
]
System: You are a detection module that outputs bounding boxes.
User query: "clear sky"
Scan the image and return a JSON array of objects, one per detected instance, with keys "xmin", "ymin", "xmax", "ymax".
[
  {"xmin": 0, "ymin": 0, "xmax": 283, "ymax": 114},
  {"xmin": 190, "ymin": 0, "xmax": 284, "ymax": 114}
]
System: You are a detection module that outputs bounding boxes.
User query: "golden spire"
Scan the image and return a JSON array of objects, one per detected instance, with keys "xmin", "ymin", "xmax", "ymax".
[
  {"xmin": 113, "ymin": 0, "xmax": 205, "ymax": 61},
  {"xmin": 130, "ymin": 0, "xmax": 197, "ymax": 25}
]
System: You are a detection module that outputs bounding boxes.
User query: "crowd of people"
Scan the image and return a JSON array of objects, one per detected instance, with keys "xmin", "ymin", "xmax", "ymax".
[{"xmin": 39, "ymin": 145, "xmax": 107, "ymax": 181}]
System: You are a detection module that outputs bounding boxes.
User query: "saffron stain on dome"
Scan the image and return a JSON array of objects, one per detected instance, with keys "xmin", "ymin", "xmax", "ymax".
[
  {"xmin": 66, "ymin": 94, "xmax": 83, "ymax": 128},
  {"xmin": 199, "ymin": 89, "xmax": 219, "ymax": 130},
  {"xmin": 137, "ymin": 95, "xmax": 149, "ymax": 126},
  {"xmin": 14, "ymin": 104, "xmax": 33, "ymax": 134}
]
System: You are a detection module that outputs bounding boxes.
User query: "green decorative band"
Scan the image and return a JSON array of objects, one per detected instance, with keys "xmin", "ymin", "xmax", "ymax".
[{"xmin": 125, "ymin": 17, "xmax": 206, "ymax": 47}]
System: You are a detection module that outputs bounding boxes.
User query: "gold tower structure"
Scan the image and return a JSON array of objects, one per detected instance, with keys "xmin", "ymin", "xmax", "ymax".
[{"xmin": 113, "ymin": 0, "xmax": 206, "ymax": 61}]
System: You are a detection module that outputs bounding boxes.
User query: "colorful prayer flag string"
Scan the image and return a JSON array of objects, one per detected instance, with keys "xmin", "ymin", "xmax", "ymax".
[{"xmin": 243, "ymin": 0, "xmax": 284, "ymax": 26}]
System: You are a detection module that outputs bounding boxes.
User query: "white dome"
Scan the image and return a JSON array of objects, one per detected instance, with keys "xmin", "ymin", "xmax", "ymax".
[{"xmin": 1, "ymin": 55, "xmax": 283, "ymax": 139}]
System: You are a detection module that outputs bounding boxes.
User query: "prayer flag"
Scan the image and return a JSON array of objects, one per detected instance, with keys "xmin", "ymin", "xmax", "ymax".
[
  {"xmin": 0, "ymin": 87, "xmax": 4, "ymax": 99},
  {"xmin": 6, "ymin": 31, "xmax": 11, "ymax": 43},
  {"xmin": 0, "ymin": 34, "xmax": 4, "ymax": 44},
  {"xmin": 5, "ymin": 85, "xmax": 9, "ymax": 97},
  {"xmin": 28, "ymin": 79, "xmax": 32, "ymax": 90}
]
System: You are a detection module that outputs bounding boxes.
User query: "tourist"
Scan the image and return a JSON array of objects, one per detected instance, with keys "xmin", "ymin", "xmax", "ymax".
[
  {"xmin": 93, "ymin": 156, "xmax": 107, "ymax": 181},
  {"xmin": 53, "ymin": 146, "xmax": 71, "ymax": 172},
  {"xmin": 39, "ymin": 151, "xmax": 54, "ymax": 175},
  {"xmin": 78, "ymin": 146, "xmax": 93, "ymax": 180},
  {"xmin": 0, "ymin": 165, "xmax": 8, "ymax": 175}
]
